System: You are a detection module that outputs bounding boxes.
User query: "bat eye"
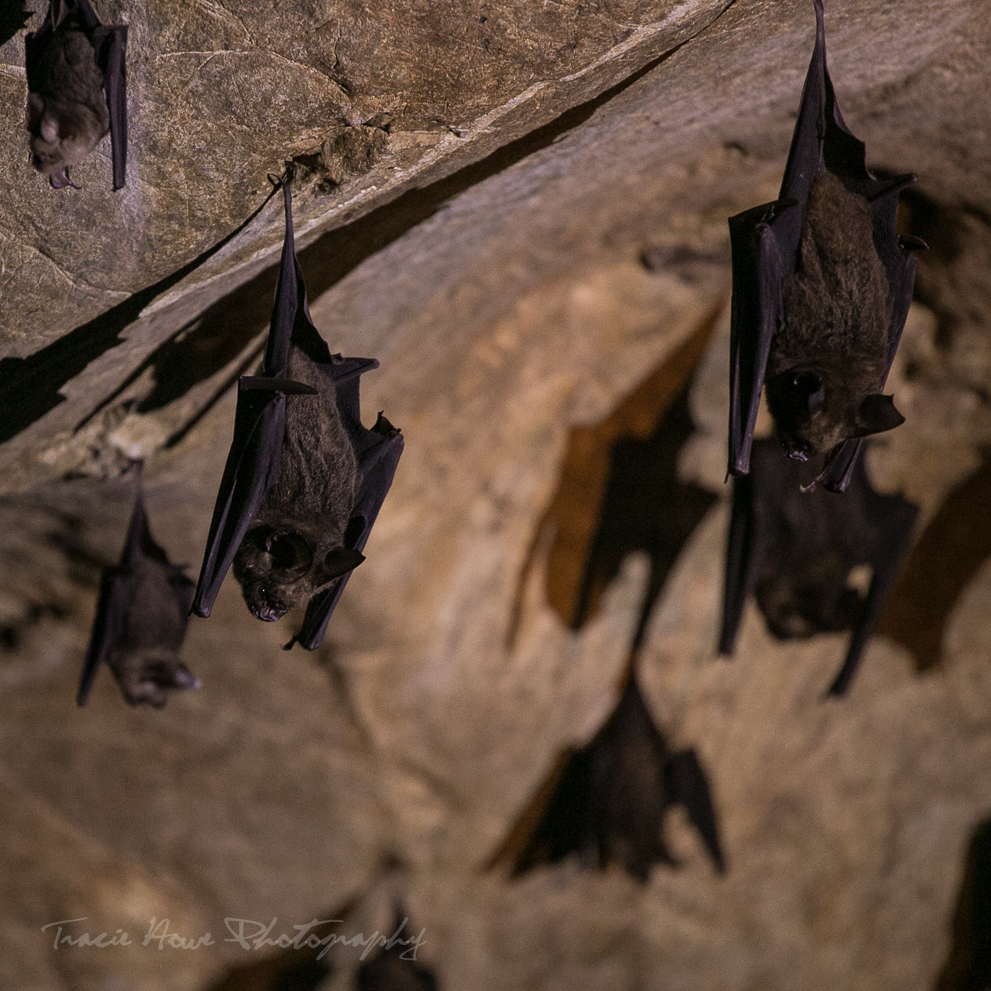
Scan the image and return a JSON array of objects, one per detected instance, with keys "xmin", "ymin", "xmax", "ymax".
[
  {"xmin": 790, "ymin": 372, "xmax": 824, "ymax": 410},
  {"xmin": 250, "ymin": 528, "xmax": 312, "ymax": 574},
  {"xmin": 265, "ymin": 533, "xmax": 304, "ymax": 569}
]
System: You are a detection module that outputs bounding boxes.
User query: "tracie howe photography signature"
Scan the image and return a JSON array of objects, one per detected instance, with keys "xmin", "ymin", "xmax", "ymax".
[{"xmin": 41, "ymin": 915, "xmax": 427, "ymax": 961}]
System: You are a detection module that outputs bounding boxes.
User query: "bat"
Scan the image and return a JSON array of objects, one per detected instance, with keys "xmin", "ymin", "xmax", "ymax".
[
  {"xmin": 727, "ymin": 0, "xmax": 923, "ymax": 491},
  {"xmin": 356, "ymin": 908, "xmax": 436, "ymax": 991},
  {"xmin": 191, "ymin": 165, "xmax": 403, "ymax": 651},
  {"xmin": 25, "ymin": 0, "xmax": 127, "ymax": 190},
  {"xmin": 504, "ymin": 672, "xmax": 726, "ymax": 882},
  {"xmin": 78, "ymin": 465, "xmax": 200, "ymax": 708},
  {"xmin": 719, "ymin": 438, "xmax": 918, "ymax": 696}
]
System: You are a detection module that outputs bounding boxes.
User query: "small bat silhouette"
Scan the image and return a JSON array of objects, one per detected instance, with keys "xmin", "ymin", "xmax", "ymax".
[
  {"xmin": 78, "ymin": 465, "xmax": 200, "ymax": 708},
  {"xmin": 727, "ymin": 0, "xmax": 922, "ymax": 491},
  {"xmin": 356, "ymin": 908, "xmax": 436, "ymax": 991},
  {"xmin": 719, "ymin": 438, "xmax": 918, "ymax": 696},
  {"xmin": 191, "ymin": 166, "xmax": 403, "ymax": 650},
  {"xmin": 504, "ymin": 672, "xmax": 725, "ymax": 882},
  {"xmin": 25, "ymin": 0, "xmax": 127, "ymax": 190}
]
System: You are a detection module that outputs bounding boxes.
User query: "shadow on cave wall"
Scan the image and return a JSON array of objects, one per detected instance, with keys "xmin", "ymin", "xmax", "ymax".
[
  {"xmin": 507, "ymin": 302, "xmax": 722, "ymax": 649},
  {"xmin": 492, "ymin": 306, "xmax": 728, "ymax": 884},
  {"xmin": 0, "ymin": 41, "xmax": 688, "ymax": 448},
  {"xmin": 935, "ymin": 817, "xmax": 991, "ymax": 991},
  {"xmin": 878, "ymin": 446, "xmax": 991, "ymax": 672}
]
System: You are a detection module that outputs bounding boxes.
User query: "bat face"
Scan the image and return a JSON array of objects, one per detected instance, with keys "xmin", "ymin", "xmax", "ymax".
[
  {"xmin": 232, "ymin": 524, "xmax": 365, "ymax": 622},
  {"xmin": 756, "ymin": 549, "xmax": 865, "ymax": 639},
  {"xmin": 25, "ymin": 19, "xmax": 109, "ymax": 181},
  {"xmin": 229, "ymin": 345, "xmax": 364, "ymax": 622},
  {"xmin": 766, "ymin": 171, "xmax": 904, "ymax": 460}
]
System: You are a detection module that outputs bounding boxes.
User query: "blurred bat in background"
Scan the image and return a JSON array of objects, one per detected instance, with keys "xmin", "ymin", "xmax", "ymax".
[
  {"xmin": 191, "ymin": 166, "xmax": 403, "ymax": 651},
  {"xmin": 498, "ymin": 671, "xmax": 726, "ymax": 882},
  {"xmin": 719, "ymin": 438, "xmax": 918, "ymax": 696},
  {"xmin": 727, "ymin": 0, "xmax": 923, "ymax": 491},
  {"xmin": 78, "ymin": 465, "xmax": 200, "ymax": 708},
  {"xmin": 25, "ymin": 0, "xmax": 127, "ymax": 189},
  {"xmin": 356, "ymin": 906, "xmax": 436, "ymax": 991}
]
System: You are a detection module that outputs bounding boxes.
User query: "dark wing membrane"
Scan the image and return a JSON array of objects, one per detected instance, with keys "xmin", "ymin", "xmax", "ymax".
[
  {"xmin": 78, "ymin": 466, "xmax": 148, "ymax": 705},
  {"xmin": 727, "ymin": 210, "xmax": 789, "ymax": 477},
  {"xmin": 665, "ymin": 748, "xmax": 727, "ymax": 873},
  {"xmin": 90, "ymin": 23, "xmax": 128, "ymax": 190},
  {"xmin": 77, "ymin": 569, "xmax": 131, "ymax": 705},
  {"xmin": 718, "ymin": 470, "xmax": 758, "ymax": 655},
  {"xmin": 191, "ymin": 386, "xmax": 286, "ymax": 617},
  {"xmin": 827, "ymin": 465, "xmax": 919, "ymax": 696},
  {"xmin": 290, "ymin": 406, "xmax": 404, "ymax": 650},
  {"xmin": 720, "ymin": 440, "xmax": 788, "ymax": 654},
  {"xmin": 73, "ymin": 0, "xmax": 129, "ymax": 189},
  {"xmin": 265, "ymin": 175, "xmax": 333, "ymax": 376}
]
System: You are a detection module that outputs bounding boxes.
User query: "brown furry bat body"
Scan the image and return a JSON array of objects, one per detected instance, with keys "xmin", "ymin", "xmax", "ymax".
[
  {"xmin": 232, "ymin": 345, "xmax": 364, "ymax": 623},
  {"xmin": 765, "ymin": 170, "xmax": 904, "ymax": 459},
  {"xmin": 26, "ymin": 11, "xmax": 109, "ymax": 185}
]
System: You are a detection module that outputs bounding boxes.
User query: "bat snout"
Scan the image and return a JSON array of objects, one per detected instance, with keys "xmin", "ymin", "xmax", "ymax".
[{"xmin": 249, "ymin": 596, "xmax": 290, "ymax": 623}]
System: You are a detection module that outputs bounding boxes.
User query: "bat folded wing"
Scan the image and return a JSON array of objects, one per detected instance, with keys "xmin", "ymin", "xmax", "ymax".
[
  {"xmin": 665, "ymin": 748, "xmax": 727, "ymax": 874},
  {"xmin": 727, "ymin": 207, "xmax": 790, "ymax": 478},
  {"xmin": 77, "ymin": 567, "xmax": 133, "ymax": 705},
  {"xmin": 90, "ymin": 23, "xmax": 128, "ymax": 190},
  {"xmin": 289, "ymin": 415, "xmax": 404, "ymax": 650},
  {"xmin": 192, "ymin": 382, "xmax": 293, "ymax": 618}
]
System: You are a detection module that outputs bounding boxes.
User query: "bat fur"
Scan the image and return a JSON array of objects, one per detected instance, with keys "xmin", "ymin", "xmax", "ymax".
[
  {"xmin": 79, "ymin": 466, "xmax": 200, "ymax": 709},
  {"xmin": 767, "ymin": 170, "xmax": 903, "ymax": 459},
  {"xmin": 107, "ymin": 551, "xmax": 199, "ymax": 708},
  {"xmin": 26, "ymin": 9, "xmax": 108, "ymax": 186},
  {"xmin": 231, "ymin": 345, "xmax": 365, "ymax": 623}
]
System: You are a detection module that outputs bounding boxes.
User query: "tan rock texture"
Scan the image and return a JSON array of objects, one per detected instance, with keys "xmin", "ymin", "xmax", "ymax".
[{"xmin": 1, "ymin": 0, "xmax": 991, "ymax": 989}]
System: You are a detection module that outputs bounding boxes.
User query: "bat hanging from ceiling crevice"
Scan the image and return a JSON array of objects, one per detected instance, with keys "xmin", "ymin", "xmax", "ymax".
[
  {"xmin": 191, "ymin": 165, "xmax": 404, "ymax": 651},
  {"xmin": 727, "ymin": 0, "xmax": 924, "ymax": 492},
  {"xmin": 25, "ymin": 0, "xmax": 126, "ymax": 189}
]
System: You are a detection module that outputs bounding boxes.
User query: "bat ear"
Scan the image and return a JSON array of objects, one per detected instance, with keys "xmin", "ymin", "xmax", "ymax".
[
  {"xmin": 852, "ymin": 393, "xmax": 905, "ymax": 437},
  {"xmin": 316, "ymin": 547, "xmax": 365, "ymax": 586}
]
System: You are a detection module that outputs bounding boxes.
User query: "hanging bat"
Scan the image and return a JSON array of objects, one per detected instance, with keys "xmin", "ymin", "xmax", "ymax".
[
  {"xmin": 191, "ymin": 166, "xmax": 403, "ymax": 651},
  {"xmin": 719, "ymin": 438, "xmax": 918, "ymax": 695},
  {"xmin": 25, "ymin": 0, "xmax": 127, "ymax": 189},
  {"xmin": 505, "ymin": 672, "xmax": 725, "ymax": 882},
  {"xmin": 356, "ymin": 908, "xmax": 436, "ymax": 991},
  {"xmin": 727, "ymin": 0, "xmax": 923, "ymax": 491},
  {"xmin": 78, "ymin": 465, "xmax": 200, "ymax": 708}
]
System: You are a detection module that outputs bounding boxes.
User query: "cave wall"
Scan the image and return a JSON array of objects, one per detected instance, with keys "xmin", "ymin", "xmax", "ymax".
[{"xmin": 2, "ymin": 0, "xmax": 991, "ymax": 989}]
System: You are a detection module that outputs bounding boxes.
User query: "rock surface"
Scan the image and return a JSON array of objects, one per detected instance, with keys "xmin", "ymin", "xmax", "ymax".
[{"xmin": 1, "ymin": 0, "xmax": 991, "ymax": 989}]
